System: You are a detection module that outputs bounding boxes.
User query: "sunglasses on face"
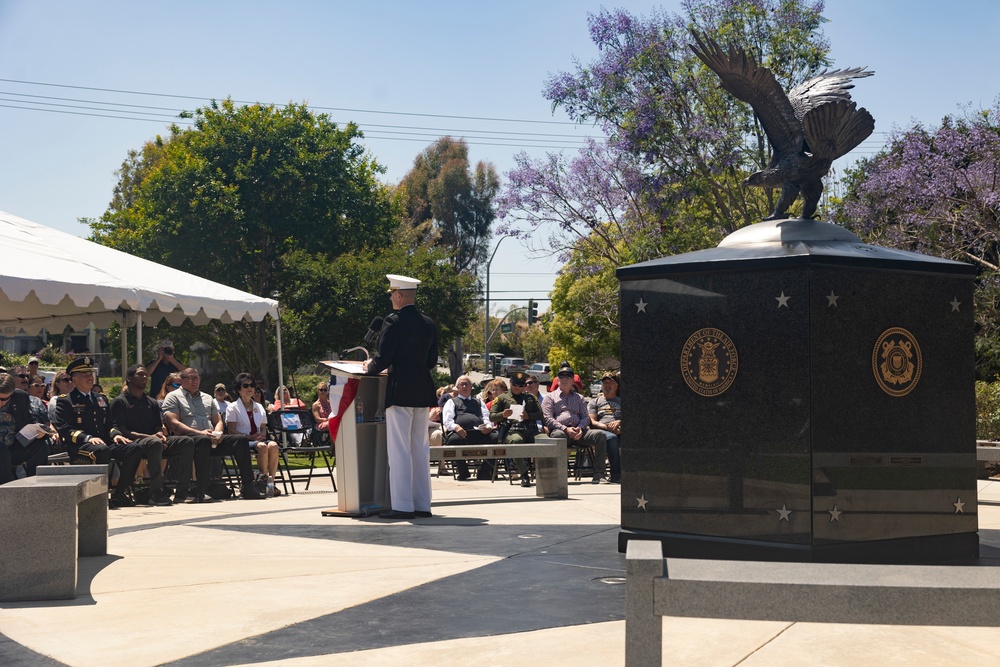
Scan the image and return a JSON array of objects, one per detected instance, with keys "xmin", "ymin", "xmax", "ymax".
[
  {"xmin": 30, "ymin": 383, "xmax": 44, "ymax": 388},
  {"xmin": 15, "ymin": 374, "xmax": 28, "ymax": 379},
  {"xmin": 0, "ymin": 394, "xmax": 11, "ymax": 403},
  {"xmin": 318, "ymin": 389, "xmax": 328, "ymax": 393},
  {"xmin": 57, "ymin": 378, "xmax": 71, "ymax": 383},
  {"xmin": 240, "ymin": 383, "xmax": 254, "ymax": 389}
]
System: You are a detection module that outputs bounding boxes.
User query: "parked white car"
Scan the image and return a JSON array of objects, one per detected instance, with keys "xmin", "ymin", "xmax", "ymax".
[{"xmin": 528, "ymin": 362, "xmax": 551, "ymax": 383}]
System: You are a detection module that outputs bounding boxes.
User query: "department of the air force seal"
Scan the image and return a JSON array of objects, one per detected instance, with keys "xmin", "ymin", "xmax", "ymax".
[
  {"xmin": 680, "ymin": 328, "xmax": 738, "ymax": 397},
  {"xmin": 873, "ymin": 327, "xmax": 922, "ymax": 397}
]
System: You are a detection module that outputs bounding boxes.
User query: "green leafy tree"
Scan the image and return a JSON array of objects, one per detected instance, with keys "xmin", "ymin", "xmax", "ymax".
[
  {"xmin": 547, "ymin": 237, "xmax": 620, "ymax": 376},
  {"xmin": 399, "ymin": 137, "xmax": 501, "ymax": 378},
  {"xmin": 400, "ymin": 137, "xmax": 500, "ymax": 273},
  {"xmin": 89, "ymin": 99, "xmax": 401, "ymax": 384}
]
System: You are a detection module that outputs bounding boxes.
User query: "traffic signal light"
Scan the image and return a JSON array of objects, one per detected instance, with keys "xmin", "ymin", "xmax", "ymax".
[{"xmin": 527, "ymin": 299, "xmax": 538, "ymax": 326}]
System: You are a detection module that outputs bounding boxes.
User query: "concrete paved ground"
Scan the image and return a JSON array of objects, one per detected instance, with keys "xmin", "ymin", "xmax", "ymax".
[{"xmin": 1, "ymin": 474, "xmax": 999, "ymax": 666}]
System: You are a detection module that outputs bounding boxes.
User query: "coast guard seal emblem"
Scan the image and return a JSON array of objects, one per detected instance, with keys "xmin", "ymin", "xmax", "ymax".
[
  {"xmin": 873, "ymin": 327, "xmax": 922, "ymax": 397},
  {"xmin": 680, "ymin": 328, "xmax": 738, "ymax": 396}
]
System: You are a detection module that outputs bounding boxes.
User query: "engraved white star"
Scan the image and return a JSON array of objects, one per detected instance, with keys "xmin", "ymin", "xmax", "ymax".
[
  {"xmin": 637, "ymin": 494, "xmax": 649, "ymax": 510},
  {"xmin": 950, "ymin": 297, "xmax": 961, "ymax": 312},
  {"xmin": 777, "ymin": 504, "xmax": 791, "ymax": 521},
  {"xmin": 635, "ymin": 298, "xmax": 647, "ymax": 313},
  {"xmin": 829, "ymin": 505, "xmax": 842, "ymax": 523},
  {"xmin": 827, "ymin": 291, "xmax": 840, "ymax": 307},
  {"xmin": 954, "ymin": 497, "xmax": 965, "ymax": 513},
  {"xmin": 775, "ymin": 292, "xmax": 790, "ymax": 308}
]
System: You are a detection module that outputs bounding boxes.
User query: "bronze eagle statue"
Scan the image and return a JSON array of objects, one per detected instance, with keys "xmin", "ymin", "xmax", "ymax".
[{"xmin": 689, "ymin": 31, "xmax": 874, "ymax": 220}]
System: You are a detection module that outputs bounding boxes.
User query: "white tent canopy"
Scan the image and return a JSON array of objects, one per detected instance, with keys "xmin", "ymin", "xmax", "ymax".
[{"xmin": 0, "ymin": 210, "xmax": 281, "ymax": 379}]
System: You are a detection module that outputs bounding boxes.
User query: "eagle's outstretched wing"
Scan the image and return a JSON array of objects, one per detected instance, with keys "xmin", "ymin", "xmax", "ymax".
[
  {"xmin": 689, "ymin": 31, "xmax": 801, "ymax": 154},
  {"xmin": 788, "ymin": 67, "xmax": 874, "ymax": 121},
  {"xmin": 801, "ymin": 100, "xmax": 875, "ymax": 160}
]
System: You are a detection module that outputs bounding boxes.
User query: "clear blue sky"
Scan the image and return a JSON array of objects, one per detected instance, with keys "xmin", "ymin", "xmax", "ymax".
[{"xmin": 1, "ymin": 0, "xmax": 998, "ymax": 314}]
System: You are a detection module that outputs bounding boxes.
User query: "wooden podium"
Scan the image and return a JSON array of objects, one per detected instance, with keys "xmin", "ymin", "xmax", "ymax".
[{"xmin": 319, "ymin": 361, "xmax": 391, "ymax": 517}]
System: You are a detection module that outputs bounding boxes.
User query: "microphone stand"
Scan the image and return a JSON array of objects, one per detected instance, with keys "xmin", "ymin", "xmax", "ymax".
[{"xmin": 340, "ymin": 346, "xmax": 370, "ymax": 361}]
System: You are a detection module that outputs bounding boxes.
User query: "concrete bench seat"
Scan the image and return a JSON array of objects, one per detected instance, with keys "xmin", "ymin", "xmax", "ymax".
[
  {"xmin": 429, "ymin": 436, "xmax": 567, "ymax": 499},
  {"xmin": 0, "ymin": 464, "xmax": 108, "ymax": 601},
  {"xmin": 625, "ymin": 540, "xmax": 1000, "ymax": 667}
]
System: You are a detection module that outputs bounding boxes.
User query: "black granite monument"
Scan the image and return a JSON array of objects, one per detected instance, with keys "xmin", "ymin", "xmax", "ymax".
[{"xmin": 617, "ymin": 219, "xmax": 979, "ymax": 562}]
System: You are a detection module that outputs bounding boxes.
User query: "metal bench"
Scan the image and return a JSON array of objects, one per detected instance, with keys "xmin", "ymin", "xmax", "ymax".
[
  {"xmin": 625, "ymin": 540, "xmax": 1000, "ymax": 667},
  {"xmin": 429, "ymin": 436, "xmax": 568, "ymax": 499},
  {"xmin": 0, "ymin": 464, "xmax": 108, "ymax": 601}
]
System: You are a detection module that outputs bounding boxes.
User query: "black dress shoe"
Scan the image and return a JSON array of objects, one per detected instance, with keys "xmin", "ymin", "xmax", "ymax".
[
  {"xmin": 110, "ymin": 495, "xmax": 136, "ymax": 508},
  {"xmin": 377, "ymin": 509, "xmax": 415, "ymax": 519},
  {"xmin": 414, "ymin": 510, "xmax": 433, "ymax": 518}
]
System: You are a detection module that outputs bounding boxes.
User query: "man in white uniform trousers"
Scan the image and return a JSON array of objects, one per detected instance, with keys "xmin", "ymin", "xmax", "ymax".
[{"xmin": 363, "ymin": 274, "xmax": 439, "ymax": 519}]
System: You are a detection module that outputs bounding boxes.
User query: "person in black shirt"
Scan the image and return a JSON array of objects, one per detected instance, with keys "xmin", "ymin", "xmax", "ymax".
[{"xmin": 110, "ymin": 364, "xmax": 197, "ymax": 506}]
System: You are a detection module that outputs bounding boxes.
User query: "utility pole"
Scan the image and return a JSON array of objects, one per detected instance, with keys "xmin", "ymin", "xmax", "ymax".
[{"xmin": 483, "ymin": 236, "xmax": 507, "ymax": 373}]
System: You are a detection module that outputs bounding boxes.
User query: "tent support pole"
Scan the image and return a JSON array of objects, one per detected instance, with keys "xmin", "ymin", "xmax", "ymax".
[
  {"xmin": 136, "ymin": 313, "xmax": 142, "ymax": 365},
  {"xmin": 120, "ymin": 312, "xmax": 128, "ymax": 384},
  {"xmin": 275, "ymin": 309, "xmax": 284, "ymax": 391}
]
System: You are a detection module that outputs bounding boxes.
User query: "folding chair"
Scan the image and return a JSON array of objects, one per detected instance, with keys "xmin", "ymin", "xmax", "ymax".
[{"xmin": 268, "ymin": 408, "xmax": 336, "ymax": 493}]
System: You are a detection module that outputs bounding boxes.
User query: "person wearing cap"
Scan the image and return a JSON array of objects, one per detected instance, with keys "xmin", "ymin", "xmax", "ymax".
[
  {"xmin": 548, "ymin": 360, "xmax": 583, "ymax": 394},
  {"xmin": 0, "ymin": 372, "xmax": 49, "ymax": 485},
  {"xmin": 213, "ymin": 383, "xmax": 230, "ymax": 416},
  {"xmin": 162, "ymin": 367, "xmax": 263, "ymax": 500},
  {"xmin": 27, "ymin": 356, "xmax": 40, "ymax": 381},
  {"xmin": 53, "ymin": 357, "xmax": 146, "ymax": 507},
  {"xmin": 490, "ymin": 371, "xmax": 543, "ymax": 487},
  {"xmin": 363, "ymin": 274, "xmax": 439, "ymax": 519},
  {"xmin": 542, "ymin": 365, "xmax": 610, "ymax": 484},
  {"xmin": 589, "ymin": 371, "xmax": 622, "ymax": 484}
]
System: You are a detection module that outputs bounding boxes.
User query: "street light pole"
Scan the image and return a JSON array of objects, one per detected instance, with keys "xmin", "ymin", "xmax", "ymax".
[{"xmin": 484, "ymin": 236, "xmax": 507, "ymax": 376}]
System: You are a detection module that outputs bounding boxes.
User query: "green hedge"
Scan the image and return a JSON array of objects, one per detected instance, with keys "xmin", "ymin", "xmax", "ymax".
[{"xmin": 977, "ymin": 380, "xmax": 1000, "ymax": 441}]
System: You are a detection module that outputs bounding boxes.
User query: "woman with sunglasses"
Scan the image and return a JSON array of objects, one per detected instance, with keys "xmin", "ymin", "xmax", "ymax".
[
  {"xmin": 47, "ymin": 372, "xmax": 73, "ymax": 423},
  {"xmin": 226, "ymin": 373, "xmax": 279, "ymax": 496},
  {"xmin": 311, "ymin": 382, "xmax": 332, "ymax": 446}
]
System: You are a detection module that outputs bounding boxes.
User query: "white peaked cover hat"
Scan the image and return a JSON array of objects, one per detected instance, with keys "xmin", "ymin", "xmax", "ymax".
[{"xmin": 386, "ymin": 274, "xmax": 421, "ymax": 291}]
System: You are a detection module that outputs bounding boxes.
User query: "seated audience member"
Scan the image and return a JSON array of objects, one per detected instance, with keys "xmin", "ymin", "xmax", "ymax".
[
  {"xmin": 27, "ymin": 375, "xmax": 59, "ymax": 452},
  {"xmin": 157, "ymin": 372, "xmax": 182, "ymax": 409},
  {"xmin": 429, "ymin": 385, "xmax": 452, "ymax": 448},
  {"xmin": 27, "ymin": 356, "xmax": 40, "ymax": 382},
  {"xmin": 48, "ymin": 372, "xmax": 73, "ymax": 423},
  {"xmin": 525, "ymin": 374, "xmax": 548, "ymax": 433},
  {"xmin": 542, "ymin": 365, "xmax": 609, "ymax": 484},
  {"xmin": 548, "ymin": 360, "xmax": 584, "ymax": 394},
  {"xmin": 226, "ymin": 372, "xmax": 279, "ymax": 496},
  {"xmin": 442, "ymin": 375, "xmax": 498, "ymax": 480},
  {"xmin": 0, "ymin": 372, "xmax": 49, "ymax": 484},
  {"xmin": 162, "ymin": 366, "xmax": 263, "ymax": 500},
  {"xmin": 213, "ymin": 383, "xmax": 230, "ymax": 416},
  {"xmin": 272, "ymin": 386, "xmax": 306, "ymax": 411},
  {"xmin": 311, "ymin": 381, "xmax": 332, "ymax": 446},
  {"xmin": 110, "ymin": 364, "xmax": 198, "ymax": 506},
  {"xmin": 12, "ymin": 366, "xmax": 30, "ymax": 392},
  {"xmin": 271, "ymin": 386, "xmax": 306, "ymax": 444},
  {"xmin": 53, "ymin": 357, "xmax": 146, "ymax": 506},
  {"xmin": 589, "ymin": 371, "xmax": 622, "ymax": 484},
  {"xmin": 490, "ymin": 371, "xmax": 543, "ymax": 487},
  {"xmin": 254, "ymin": 385, "xmax": 272, "ymax": 412},
  {"xmin": 483, "ymin": 378, "xmax": 508, "ymax": 410}
]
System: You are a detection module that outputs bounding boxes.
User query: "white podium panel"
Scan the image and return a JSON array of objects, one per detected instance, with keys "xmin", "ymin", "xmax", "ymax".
[{"xmin": 319, "ymin": 363, "xmax": 391, "ymax": 517}]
